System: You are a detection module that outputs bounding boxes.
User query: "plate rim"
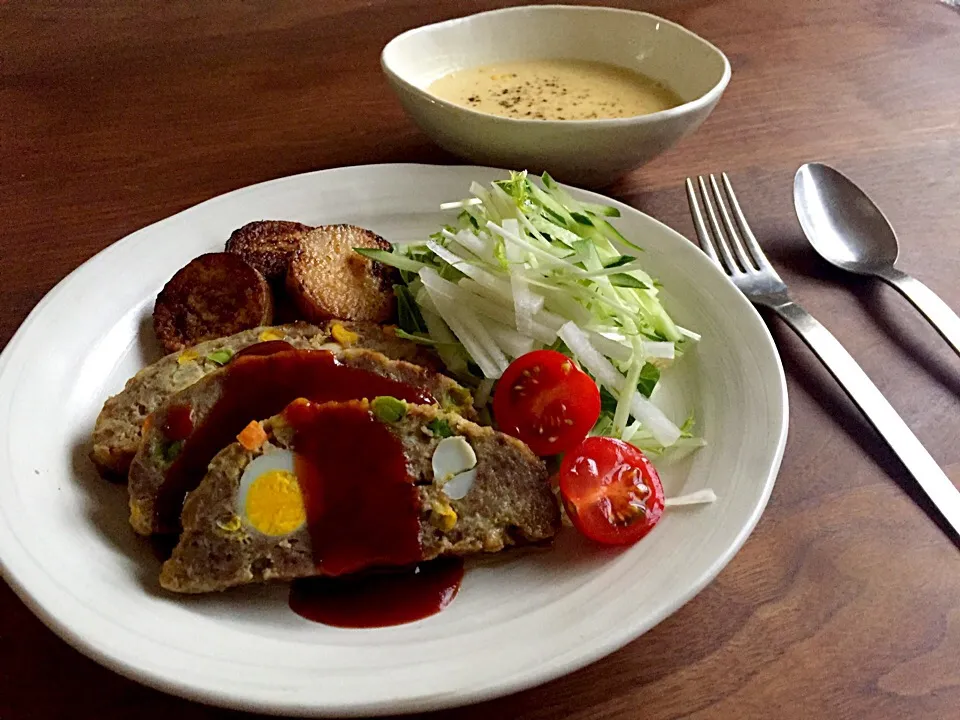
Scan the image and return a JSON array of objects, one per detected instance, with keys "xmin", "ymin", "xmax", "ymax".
[{"xmin": 0, "ymin": 162, "xmax": 788, "ymax": 716}]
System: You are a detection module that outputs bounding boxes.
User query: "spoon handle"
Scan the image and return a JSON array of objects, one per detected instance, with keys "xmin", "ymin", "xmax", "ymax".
[
  {"xmin": 877, "ymin": 267, "xmax": 960, "ymax": 358},
  {"xmin": 772, "ymin": 300, "xmax": 960, "ymax": 540}
]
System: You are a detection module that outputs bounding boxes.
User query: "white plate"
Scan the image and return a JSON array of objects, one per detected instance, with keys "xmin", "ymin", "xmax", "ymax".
[{"xmin": 0, "ymin": 164, "xmax": 787, "ymax": 716}]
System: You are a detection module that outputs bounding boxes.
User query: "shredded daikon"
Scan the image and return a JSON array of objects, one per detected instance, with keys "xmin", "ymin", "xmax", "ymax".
[
  {"xmin": 360, "ymin": 171, "xmax": 701, "ymax": 455},
  {"xmin": 665, "ymin": 489, "xmax": 718, "ymax": 507}
]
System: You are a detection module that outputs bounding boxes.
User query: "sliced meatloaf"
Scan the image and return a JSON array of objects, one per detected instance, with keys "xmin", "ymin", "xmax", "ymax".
[
  {"xmin": 91, "ymin": 320, "xmax": 437, "ymax": 478},
  {"xmin": 161, "ymin": 399, "xmax": 559, "ymax": 593},
  {"xmin": 128, "ymin": 348, "xmax": 475, "ymax": 536}
]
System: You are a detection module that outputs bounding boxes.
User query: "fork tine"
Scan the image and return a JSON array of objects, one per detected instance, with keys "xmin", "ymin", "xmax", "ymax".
[
  {"xmin": 720, "ymin": 172, "xmax": 770, "ymax": 270},
  {"xmin": 709, "ymin": 174, "xmax": 756, "ymax": 271},
  {"xmin": 697, "ymin": 176, "xmax": 741, "ymax": 275},
  {"xmin": 684, "ymin": 178, "xmax": 720, "ymax": 266}
]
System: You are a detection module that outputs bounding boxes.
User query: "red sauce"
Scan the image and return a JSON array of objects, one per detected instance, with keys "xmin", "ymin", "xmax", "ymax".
[
  {"xmin": 154, "ymin": 350, "xmax": 434, "ymax": 531},
  {"xmin": 289, "ymin": 559, "xmax": 464, "ymax": 628},
  {"xmin": 233, "ymin": 340, "xmax": 294, "ymax": 359},
  {"xmin": 161, "ymin": 404, "xmax": 194, "ymax": 441},
  {"xmin": 283, "ymin": 400, "xmax": 462, "ymax": 627},
  {"xmin": 283, "ymin": 399, "xmax": 423, "ymax": 577}
]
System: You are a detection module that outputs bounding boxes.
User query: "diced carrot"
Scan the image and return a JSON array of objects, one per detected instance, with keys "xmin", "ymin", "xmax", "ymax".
[{"xmin": 237, "ymin": 420, "xmax": 268, "ymax": 451}]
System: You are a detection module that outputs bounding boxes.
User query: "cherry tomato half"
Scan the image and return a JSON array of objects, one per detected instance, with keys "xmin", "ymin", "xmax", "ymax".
[
  {"xmin": 558, "ymin": 436, "xmax": 664, "ymax": 546},
  {"xmin": 493, "ymin": 350, "xmax": 601, "ymax": 456}
]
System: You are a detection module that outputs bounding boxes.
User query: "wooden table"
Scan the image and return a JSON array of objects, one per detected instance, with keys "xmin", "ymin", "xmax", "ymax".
[{"xmin": 2, "ymin": 1, "xmax": 959, "ymax": 718}]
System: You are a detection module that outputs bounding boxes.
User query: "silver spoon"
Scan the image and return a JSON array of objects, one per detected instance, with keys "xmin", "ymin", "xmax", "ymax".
[{"xmin": 794, "ymin": 162, "xmax": 960, "ymax": 358}]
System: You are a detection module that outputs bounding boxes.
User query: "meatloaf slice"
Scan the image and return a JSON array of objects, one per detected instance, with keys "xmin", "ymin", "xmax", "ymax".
[
  {"xmin": 91, "ymin": 320, "xmax": 438, "ymax": 478},
  {"xmin": 128, "ymin": 348, "xmax": 475, "ymax": 536},
  {"xmin": 160, "ymin": 400, "xmax": 559, "ymax": 593}
]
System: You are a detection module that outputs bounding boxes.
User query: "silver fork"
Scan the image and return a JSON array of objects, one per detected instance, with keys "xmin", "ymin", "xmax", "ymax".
[{"xmin": 686, "ymin": 173, "xmax": 960, "ymax": 540}]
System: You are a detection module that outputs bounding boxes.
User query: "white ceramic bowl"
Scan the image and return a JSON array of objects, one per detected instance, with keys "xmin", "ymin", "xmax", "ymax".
[{"xmin": 382, "ymin": 5, "xmax": 731, "ymax": 187}]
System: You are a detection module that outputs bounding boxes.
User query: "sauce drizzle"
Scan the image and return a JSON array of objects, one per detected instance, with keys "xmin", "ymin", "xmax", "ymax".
[
  {"xmin": 233, "ymin": 340, "xmax": 295, "ymax": 359},
  {"xmin": 283, "ymin": 399, "xmax": 423, "ymax": 577},
  {"xmin": 161, "ymin": 404, "xmax": 194, "ymax": 441},
  {"xmin": 289, "ymin": 558, "xmax": 464, "ymax": 628},
  {"xmin": 282, "ymin": 399, "xmax": 459, "ymax": 628}
]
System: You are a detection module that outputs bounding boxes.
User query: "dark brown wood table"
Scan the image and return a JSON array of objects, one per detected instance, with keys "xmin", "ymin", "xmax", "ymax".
[{"xmin": 3, "ymin": 1, "xmax": 960, "ymax": 718}]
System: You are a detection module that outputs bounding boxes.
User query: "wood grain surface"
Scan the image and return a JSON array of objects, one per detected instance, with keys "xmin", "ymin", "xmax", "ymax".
[{"xmin": 2, "ymin": 1, "xmax": 960, "ymax": 718}]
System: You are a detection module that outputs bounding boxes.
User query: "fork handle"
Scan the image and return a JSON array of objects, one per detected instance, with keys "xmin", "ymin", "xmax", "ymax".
[
  {"xmin": 772, "ymin": 301, "xmax": 960, "ymax": 538},
  {"xmin": 875, "ymin": 267, "xmax": 960, "ymax": 358}
]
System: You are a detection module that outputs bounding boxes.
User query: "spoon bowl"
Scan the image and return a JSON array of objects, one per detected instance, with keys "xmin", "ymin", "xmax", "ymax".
[
  {"xmin": 794, "ymin": 163, "xmax": 900, "ymax": 273},
  {"xmin": 793, "ymin": 161, "xmax": 960, "ymax": 358}
]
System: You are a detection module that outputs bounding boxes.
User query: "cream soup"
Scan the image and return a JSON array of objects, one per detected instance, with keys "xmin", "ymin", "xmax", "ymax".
[{"xmin": 428, "ymin": 59, "xmax": 683, "ymax": 121}]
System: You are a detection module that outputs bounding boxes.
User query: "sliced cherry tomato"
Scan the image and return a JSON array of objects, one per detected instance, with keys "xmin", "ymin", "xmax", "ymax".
[
  {"xmin": 558, "ymin": 436, "xmax": 664, "ymax": 546},
  {"xmin": 493, "ymin": 350, "xmax": 600, "ymax": 456}
]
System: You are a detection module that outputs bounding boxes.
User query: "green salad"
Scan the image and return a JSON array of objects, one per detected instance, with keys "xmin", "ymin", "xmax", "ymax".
[{"xmin": 356, "ymin": 171, "xmax": 704, "ymax": 460}]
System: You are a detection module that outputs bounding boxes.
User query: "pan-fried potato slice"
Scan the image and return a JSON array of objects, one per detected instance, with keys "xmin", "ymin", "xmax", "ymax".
[
  {"xmin": 286, "ymin": 225, "xmax": 397, "ymax": 323},
  {"xmin": 225, "ymin": 220, "xmax": 312, "ymax": 284},
  {"xmin": 153, "ymin": 253, "xmax": 274, "ymax": 353}
]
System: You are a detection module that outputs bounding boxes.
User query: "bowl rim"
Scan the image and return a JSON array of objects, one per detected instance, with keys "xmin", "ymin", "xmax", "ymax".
[{"xmin": 381, "ymin": 4, "xmax": 732, "ymax": 128}]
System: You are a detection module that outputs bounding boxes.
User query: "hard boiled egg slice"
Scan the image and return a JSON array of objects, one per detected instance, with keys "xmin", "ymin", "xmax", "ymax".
[
  {"xmin": 432, "ymin": 436, "xmax": 478, "ymax": 500},
  {"xmin": 237, "ymin": 449, "xmax": 306, "ymax": 536}
]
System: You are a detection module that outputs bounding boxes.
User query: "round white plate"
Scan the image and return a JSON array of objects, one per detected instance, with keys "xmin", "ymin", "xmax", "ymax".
[{"xmin": 0, "ymin": 164, "xmax": 787, "ymax": 716}]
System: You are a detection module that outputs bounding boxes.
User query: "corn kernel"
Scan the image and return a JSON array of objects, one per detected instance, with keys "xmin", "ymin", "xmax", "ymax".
[
  {"xmin": 430, "ymin": 499, "xmax": 457, "ymax": 531},
  {"xmin": 259, "ymin": 329, "xmax": 285, "ymax": 342},
  {"xmin": 331, "ymin": 323, "xmax": 359, "ymax": 346},
  {"xmin": 216, "ymin": 515, "xmax": 242, "ymax": 533},
  {"xmin": 177, "ymin": 349, "xmax": 199, "ymax": 365}
]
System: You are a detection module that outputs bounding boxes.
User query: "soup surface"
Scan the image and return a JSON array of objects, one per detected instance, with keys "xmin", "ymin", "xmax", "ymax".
[{"xmin": 428, "ymin": 58, "xmax": 683, "ymax": 121}]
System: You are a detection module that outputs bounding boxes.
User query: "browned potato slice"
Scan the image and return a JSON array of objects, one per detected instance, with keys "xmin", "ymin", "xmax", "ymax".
[
  {"xmin": 285, "ymin": 225, "xmax": 397, "ymax": 323},
  {"xmin": 224, "ymin": 220, "xmax": 312, "ymax": 284},
  {"xmin": 153, "ymin": 253, "xmax": 274, "ymax": 353}
]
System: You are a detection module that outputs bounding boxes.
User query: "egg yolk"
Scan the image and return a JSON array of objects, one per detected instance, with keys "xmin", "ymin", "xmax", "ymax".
[{"xmin": 244, "ymin": 469, "xmax": 306, "ymax": 536}]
